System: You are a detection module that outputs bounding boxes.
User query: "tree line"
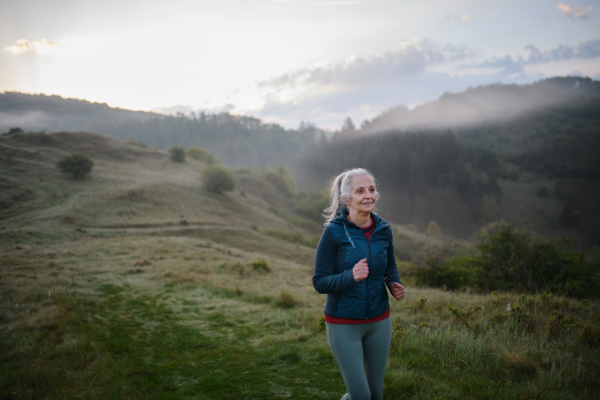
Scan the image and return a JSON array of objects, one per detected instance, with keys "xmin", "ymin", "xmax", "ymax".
[{"xmin": 295, "ymin": 129, "xmax": 502, "ymax": 237}]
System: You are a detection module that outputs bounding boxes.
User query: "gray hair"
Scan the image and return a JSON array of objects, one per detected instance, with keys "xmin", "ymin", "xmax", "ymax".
[{"xmin": 323, "ymin": 168, "xmax": 379, "ymax": 225}]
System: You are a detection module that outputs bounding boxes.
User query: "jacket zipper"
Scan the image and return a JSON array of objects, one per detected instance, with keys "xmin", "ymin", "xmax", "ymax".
[
  {"xmin": 343, "ymin": 215, "xmax": 388, "ymax": 320},
  {"xmin": 366, "ymin": 239, "xmax": 371, "ymax": 319}
]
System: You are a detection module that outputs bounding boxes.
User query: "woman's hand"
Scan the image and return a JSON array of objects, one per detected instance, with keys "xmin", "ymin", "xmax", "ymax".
[
  {"xmin": 353, "ymin": 258, "xmax": 369, "ymax": 282},
  {"xmin": 390, "ymin": 283, "xmax": 404, "ymax": 301}
]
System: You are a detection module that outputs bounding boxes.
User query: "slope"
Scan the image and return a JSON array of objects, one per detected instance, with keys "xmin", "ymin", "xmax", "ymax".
[{"xmin": 0, "ymin": 131, "xmax": 598, "ymax": 399}]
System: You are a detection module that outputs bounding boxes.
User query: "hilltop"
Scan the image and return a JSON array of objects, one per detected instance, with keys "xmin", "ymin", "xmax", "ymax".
[{"xmin": 0, "ymin": 92, "xmax": 161, "ymax": 133}]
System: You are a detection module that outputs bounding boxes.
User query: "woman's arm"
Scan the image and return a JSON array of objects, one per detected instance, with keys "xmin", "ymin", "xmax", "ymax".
[
  {"xmin": 312, "ymin": 228, "xmax": 357, "ymax": 294},
  {"xmin": 384, "ymin": 230, "xmax": 403, "ymax": 300}
]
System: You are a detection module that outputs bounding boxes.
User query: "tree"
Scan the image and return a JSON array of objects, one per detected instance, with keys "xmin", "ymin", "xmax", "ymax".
[
  {"xmin": 341, "ymin": 117, "xmax": 356, "ymax": 133},
  {"xmin": 169, "ymin": 147, "xmax": 185, "ymax": 162},
  {"xmin": 2, "ymin": 127, "xmax": 23, "ymax": 136},
  {"xmin": 201, "ymin": 165, "xmax": 236, "ymax": 194},
  {"xmin": 425, "ymin": 221, "xmax": 443, "ymax": 239},
  {"xmin": 56, "ymin": 153, "xmax": 94, "ymax": 179}
]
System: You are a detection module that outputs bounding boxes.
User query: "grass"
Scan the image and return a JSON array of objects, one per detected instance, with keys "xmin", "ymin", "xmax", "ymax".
[{"xmin": 1, "ymin": 131, "xmax": 599, "ymax": 399}]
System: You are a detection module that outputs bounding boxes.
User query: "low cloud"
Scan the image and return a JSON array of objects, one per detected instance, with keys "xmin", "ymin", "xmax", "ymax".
[
  {"xmin": 4, "ymin": 38, "xmax": 61, "ymax": 54},
  {"xmin": 471, "ymin": 40, "xmax": 600, "ymax": 74},
  {"xmin": 260, "ymin": 39, "xmax": 475, "ymax": 92},
  {"xmin": 557, "ymin": 3, "xmax": 593, "ymax": 20},
  {"xmin": 254, "ymin": 40, "xmax": 491, "ymax": 128}
]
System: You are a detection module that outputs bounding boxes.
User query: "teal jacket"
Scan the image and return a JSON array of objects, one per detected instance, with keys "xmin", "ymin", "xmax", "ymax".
[{"xmin": 313, "ymin": 210, "xmax": 401, "ymax": 319}]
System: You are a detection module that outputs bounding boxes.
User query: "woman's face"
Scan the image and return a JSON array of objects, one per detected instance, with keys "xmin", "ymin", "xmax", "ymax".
[{"xmin": 345, "ymin": 174, "xmax": 376, "ymax": 215}]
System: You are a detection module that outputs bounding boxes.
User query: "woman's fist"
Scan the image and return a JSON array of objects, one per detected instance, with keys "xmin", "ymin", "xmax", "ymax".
[
  {"xmin": 390, "ymin": 282, "xmax": 404, "ymax": 301},
  {"xmin": 353, "ymin": 258, "xmax": 369, "ymax": 282}
]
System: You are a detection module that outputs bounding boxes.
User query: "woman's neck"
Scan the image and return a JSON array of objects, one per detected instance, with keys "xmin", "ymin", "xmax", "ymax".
[{"xmin": 347, "ymin": 210, "xmax": 371, "ymax": 227}]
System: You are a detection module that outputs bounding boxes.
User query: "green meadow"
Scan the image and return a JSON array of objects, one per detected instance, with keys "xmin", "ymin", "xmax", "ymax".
[{"xmin": 1, "ymin": 132, "xmax": 598, "ymax": 399}]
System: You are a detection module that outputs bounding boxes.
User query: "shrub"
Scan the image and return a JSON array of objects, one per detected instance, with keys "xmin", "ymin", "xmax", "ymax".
[
  {"xmin": 509, "ymin": 169, "xmax": 520, "ymax": 181},
  {"xmin": 264, "ymin": 165, "xmax": 295, "ymax": 197},
  {"xmin": 476, "ymin": 224, "xmax": 600, "ymax": 297},
  {"xmin": 251, "ymin": 259, "xmax": 271, "ymax": 272},
  {"xmin": 185, "ymin": 147, "xmax": 214, "ymax": 163},
  {"xmin": 169, "ymin": 147, "xmax": 185, "ymax": 162},
  {"xmin": 56, "ymin": 153, "xmax": 94, "ymax": 179},
  {"xmin": 201, "ymin": 165, "xmax": 236, "ymax": 194},
  {"xmin": 293, "ymin": 191, "xmax": 329, "ymax": 223},
  {"xmin": 410, "ymin": 244, "xmax": 477, "ymax": 290},
  {"xmin": 411, "ymin": 223, "xmax": 600, "ymax": 298}
]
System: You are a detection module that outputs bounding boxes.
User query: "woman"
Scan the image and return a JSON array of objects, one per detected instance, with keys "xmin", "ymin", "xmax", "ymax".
[{"xmin": 313, "ymin": 168, "xmax": 404, "ymax": 400}]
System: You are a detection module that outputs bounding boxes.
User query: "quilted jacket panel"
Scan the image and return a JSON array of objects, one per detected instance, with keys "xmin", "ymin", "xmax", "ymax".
[{"xmin": 313, "ymin": 210, "xmax": 402, "ymax": 320}]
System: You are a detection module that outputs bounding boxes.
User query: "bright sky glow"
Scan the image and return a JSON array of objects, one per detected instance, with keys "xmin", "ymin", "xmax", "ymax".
[{"xmin": 1, "ymin": 0, "xmax": 599, "ymax": 128}]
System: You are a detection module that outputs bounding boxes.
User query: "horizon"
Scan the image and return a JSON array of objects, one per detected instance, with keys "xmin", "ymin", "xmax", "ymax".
[{"xmin": 1, "ymin": 0, "xmax": 599, "ymax": 129}]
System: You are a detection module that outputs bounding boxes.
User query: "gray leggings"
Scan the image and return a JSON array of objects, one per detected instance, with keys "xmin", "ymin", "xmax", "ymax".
[{"xmin": 326, "ymin": 317, "xmax": 392, "ymax": 400}]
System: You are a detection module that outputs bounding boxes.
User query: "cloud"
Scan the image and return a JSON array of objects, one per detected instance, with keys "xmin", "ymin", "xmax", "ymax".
[
  {"xmin": 253, "ymin": 40, "xmax": 486, "ymax": 127},
  {"xmin": 557, "ymin": 3, "xmax": 593, "ymax": 20},
  {"xmin": 468, "ymin": 40, "xmax": 600, "ymax": 74},
  {"xmin": 4, "ymin": 38, "xmax": 61, "ymax": 54},
  {"xmin": 253, "ymin": 39, "xmax": 599, "ymax": 129},
  {"xmin": 259, "ymin": 39, "xmax": 475, "ymax": 91}
]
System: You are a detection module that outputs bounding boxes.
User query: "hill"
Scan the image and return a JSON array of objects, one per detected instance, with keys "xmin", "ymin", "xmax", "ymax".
[
  {"xmin": 0, "ymin": 92, "xmax": 316, "ymax": 169},
  {"xmin": 0, "ymin": 92, "xmax": 161, "ymax": 133},
  {"xmin": 1, "ymin": 131, "xmax": 598, "ymax": 399},
  {"xmin": 3, "ymin": 77, "xmax": 599, "ymax": 245},
  {"xmin": 295, "ymin": 77, "xmax": 600, "ymax": 247},
  {"xmin": 361, "ymin": 76, "xmax": 600, "ymax": 132}
]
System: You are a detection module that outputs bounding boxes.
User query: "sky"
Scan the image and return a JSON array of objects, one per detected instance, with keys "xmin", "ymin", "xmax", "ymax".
[{"xmin": 1, "ymin": 0, "xmax": 599, "ymax": 129}]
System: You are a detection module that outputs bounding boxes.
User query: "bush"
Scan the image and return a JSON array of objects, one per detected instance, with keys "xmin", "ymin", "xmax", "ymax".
[
  {"xmin": 251, "ymin": 259, "xmax": 271, "ymax": 272},
  {"xmin": 475, "ymin": 224, "xmax": 600, "ymax": 297},
  {"xmin": 411, "ymin": 224, "xmax": 600, "ymax": 298},
  {"xmin": 410, "ymin": 244, "xmax": 477, "ymax": 290},
  {"xmin": 185, "ymin": 147, "xmax": 214, "ymax": 163},
  {"xmin": 292, "ymin": 191, "xmax": 329, "ymax": 223},
  {"xmin": 169, "ymin": 147, "xmax": 185, "ymax": 162},
  {"xmin": 264, "ymin": 165, "xmax": 295, "ymax": 197},
  {"xmin": 56, "ymin": 153, "xmax": 94, "ymax": 179},
  {"xmin": 509, "ymin": 169, "xmax": 520, "ymax": 181},
  {"xmin": 201, "ymin": 165, "xmax": 236, "ymax": 194}
]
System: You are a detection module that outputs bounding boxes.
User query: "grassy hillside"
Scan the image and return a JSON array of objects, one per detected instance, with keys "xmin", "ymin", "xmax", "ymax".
[
  {"xmin": 1, "ymin": 131, "xmax": 598, "ymax": 399},
  {"xmin": 4, "ymin": 79, "xmax": 599, "ymax": 245}
]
